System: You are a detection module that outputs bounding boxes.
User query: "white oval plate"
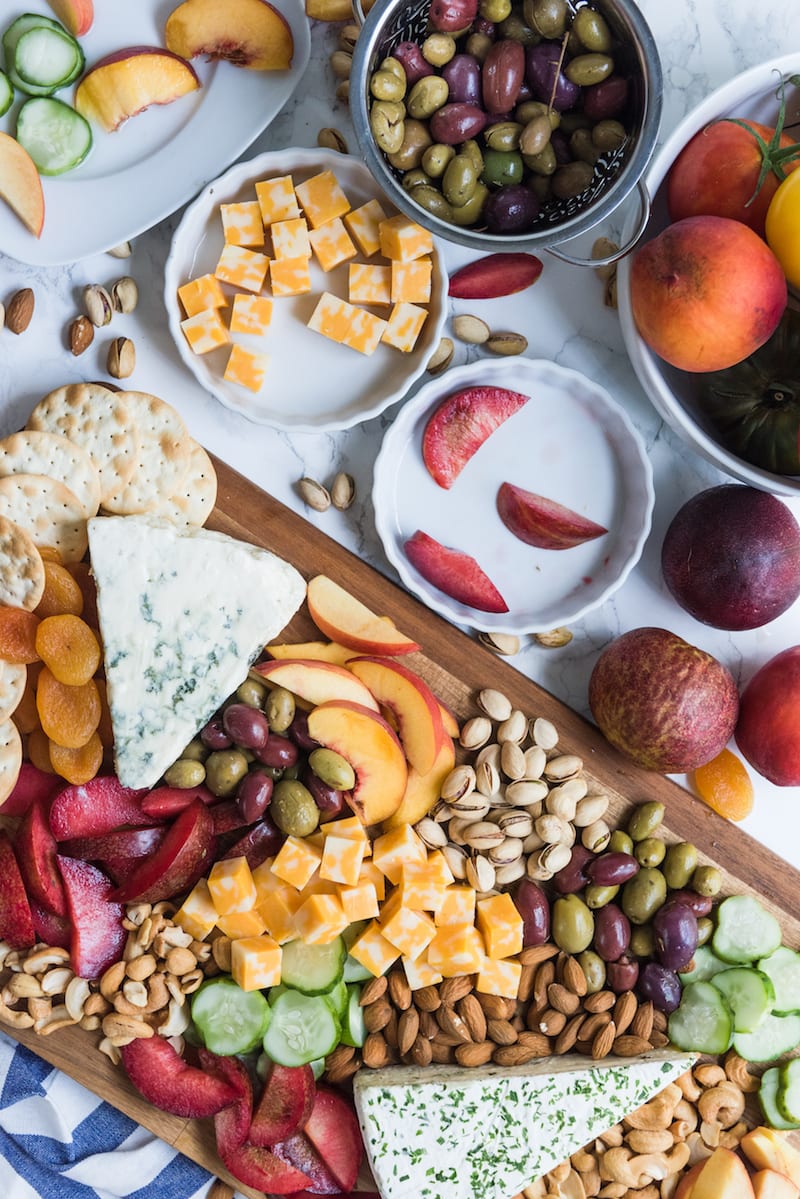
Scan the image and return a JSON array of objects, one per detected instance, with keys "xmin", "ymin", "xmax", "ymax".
[
  {"xmin": 164, "ymin": 147, "xmax": 448, "ymax": 431},
  {"xmin": 0, "ymin": 0, "xmax": 310, "ymax": 265},
  {"xmin": 373, "ymin": 358, "xmax": 654, "ymax": 634}
]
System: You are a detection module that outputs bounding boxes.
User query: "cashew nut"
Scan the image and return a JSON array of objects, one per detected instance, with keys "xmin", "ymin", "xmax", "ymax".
[
  {"xmin": 676, "ymin": 1071, "xmax": 702, "ymax": 1102},
  {"xmin": 121, "ymin": 979, "xmax": 148, "ymax": 1008},
  {"xmin": 0, "ymin": 993, "xmax": 34, "ymax": 1029},
  {"xmin": 65, "ymin": 977, "xmax": 91, "ymax": 1022},
  {"xmin": 179, "ymin": 968, "xmax": 204, "ymax": 995},
  {"xmin": 123, "ymin": 902, "xmax": 152, "ymax": 929},
  {"xmin": 600, "ymin": 1148, "xmax": 637, "ymax": 1186},
  {"xmin": 34, "ymin": 1004, "xmax": 77, "ymax": 1036},
  {"xmin": 685, "ymin": 1131, "xmax": 713, "ymax": 1166},
  {"xmin": 158, "ymin": 996, "xmax": 190, "ymax": 1039},
  {"xmin": 693, "ymin": 1063, "xmax": 726, "ymax": 1088},
  {"xmin": 719, "ymin": 1121, "xmax": 748, "ymax": 1150},
  {"xmin": 624, "ymin": 1087, "xmax": 682, "ymax": 1131},
  {"xmin": 144, "ymin": 972, "xmax": 170, "ymax": 1014},
  {"xmin": 5, "ymin": 972, "xmax": 44, "ymax": 999},
  {"xmin": 21, "ymin": 946, "xmax": 70, "ymax": 974},
  {"xmin": 40, "ymin": 967, "xmax": 74, "ymax": 996},
  {"xmin": 100, "ymin": 960, "xmax": 126, "ymax": 1000},
  {"xmin": 27, "ymin": 996, "xmax": 52, "ymax": 1022},
  {"xmin": 97, "ymin": 1036, "xmax": 121, "ymax": 1065},
  {"xmin": 126, "ymin": 953, "xmax": 157, "ymax": 982},
  {"xmin": 581, "ymin": 1167, "xmax": 601, "ymax": 1197},
  {"xmin": 571, "ymin": 1150, "xmax": 597, "ymax": 1173},
  {"xmin": 599, "ymin": 1124, "xmax": 625, "ymax": 1148},
  {"xmin": 547, "ymin": 1169, "xmax": 585, "ymax": 1199},
  {"xmin": 522, "ymin": 1180, "xmax": 546, "ymax": 1199},
  {"xmin": 724, "ymin": 1050, "xmax": 759, "ymax": 1094},
  {"xmin": 697, "ymin": 1083, "xmax": 746, "ymax": 1129},
  {"xmin": 626, "ymin": 1129, "xmax": 674, "ymax": 1155},
  {"xmin": 597, "ymin": 1185, "xmax": 626, "ymax": 1199}
]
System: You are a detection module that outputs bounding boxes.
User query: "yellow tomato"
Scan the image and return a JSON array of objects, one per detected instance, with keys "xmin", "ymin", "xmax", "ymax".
[{"xmin": 765, "ymin": 168, "xmax": 800, "ymax": 288}]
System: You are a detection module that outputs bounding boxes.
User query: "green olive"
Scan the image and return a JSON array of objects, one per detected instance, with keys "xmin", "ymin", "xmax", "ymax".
[
  {"xmin": 551, "ymin": 159, "xmax": 595, "ymax": 199},
  {"xmin": 691, "ymin": 864, "xmax": 722, "ymax": 897},
  {"xmin": 309, "ymin": 747, "xmax": 355, "ymax": 791},
  {"xmin": 479, "ymin": 0, "xmax": 512, "ymax": 20},
  {"xmin": 421, "ymin": 32, "xmax": 456, "ymax": 66},
  {"xmin": 524, "ymin": 0, "xmax": 567, "ymax": 38},
  {"xmin": 386, "ymin": 119, "xmax": 433, "ymax": 170},
  {"xmin": 180, "ymin": 737, "xmax": 208, "ymax": 763},
  {"xmin": 379, "ymin": 55, "xmax": 406, "ymax": 82},
  {"xmin": 608, "ymin": 829, "xmax": 634, "ymax": 855},
  {"xmin": 570, "ymin": 127, "xmax": 601, "ymax": 165},
  {"xmin": 369, "ymin": 100, "xmax": 406, "ymax": 154},
  {"xmin": 696, "ymin": 917, "xmax": 714, "ymax": 947},
  {"xmin": 422, "ymin": 142, "xmax": 455, "ymax": 178},
  {"xmin": 370, "ymin": 68, "xmax": 406, "ymax": 102},
  {"xmin": 480, "ymin": 149, "xmax": 524, "ymax": 188},
  {"xmin": 265, "ymin": 686, "xmax": 295, "ymax": 734},
  {"xmin": 236, "ymin": 677, "xmax": 267, "ymax": 708},
  {"xmin": 515, "ymin": 100, "xmax": 560, "ymax": 129},
  {"xmin": 465, "ymin": 31, "xmax": 493, "ymax": 61},
  {"xmin": 164, "ymin": 758, "xmax": 206, "ymax": 788},
  {"xmin": 627, "ymin": 801, "xmax": 665, "ymax": 842},
  {"xmin": 402, "ymin": 168, "xmax": 432, "ymax": 191},
  {"xmin": 411, "ymin": 184, "xmax": 456, "ymax": 222},
  {"xmin": 577, "ymin": 949, "xmax": 606, "ymax": 994},
  {"xmin": 634, "ymin": 837, "xmax": 666, "ymax": 869},
  {"xmin": 585, "ymin": 883, "xmax": 619, "ymax": 910},
  {"xmin": 461, "ymin": 139, "xmax": 484, "ymax": 174},
  {"xmin": 629, "ymin": 924, "xmax": 656, "ymax": 958},
  {"xmin": 271, "ymin": 778, "xmax": 319, "ymax": 837},
  {"xmin": 523, "ymin": 142, "xmax": 557, "ymax": 175},
  {"xmin": 443, "ymin": 154, "xmax": 479, "ymax": 207},
  {"xmin": 621, "ymin": 867, "xmax": 667, "ymax": 925},
  {"xmin": 592, "ymin": 118, "xmax": 627, "ymax": 152},
  {"xmin": 204, "ymin": 749, "xmax": 248, "ymax": 797},
  {"xmin": 407, "ymin": 75, "xmax": 449, "ymax": 120},
  {"xmin": 552, "ymin": 894, "xmax": 595, "ymax": 955},
  {"xmin": 663, "ymin": 842, "xmax": 699, "ymax": 891},
  {"xmin": 448, "ymin": 180, "xmax": 490, "ymax": 225},
  {"xmin": 496, "ymin": 13, "xmax": 538, "ymax": 44},
  {"xmin": 564, "ymin": 52, "xmax": 615, "ymax": 87},
  {"xmin": 260, "ymin": 764, "xmax": 284, "ymax": 781},
  {"xmin": 572, "ymin": 6, "xmax": 613, "ymax": 52},
  {"xmin": 519, "ymin": 113, "xmax": 552, "ymax": 157},
  {"xmin": 484, "ymin": 121, "xmax": 523, "ymax": 152},
  {"xmin": 282, "ymin": 762, "xmax": 300, "ymax": 781}
]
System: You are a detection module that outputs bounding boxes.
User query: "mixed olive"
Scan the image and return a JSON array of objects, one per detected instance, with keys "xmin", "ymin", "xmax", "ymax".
[{"xmin": 367, "ymin": 0, "xmax": 635, "ymax": 232}]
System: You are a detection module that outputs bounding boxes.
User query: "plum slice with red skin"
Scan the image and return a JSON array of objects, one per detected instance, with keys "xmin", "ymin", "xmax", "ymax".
[
  {"xmin": 200, "ymin": 1050, "xmax": 252, "ymax": 1150},
  {"xmin": 140, "ymin": 783, "xmax": 216, "ymax": 820},
  {"xmin": 250, "ymin": 1063, "xmax": 315, "ymax": 1147},
  {"xmin": 0, "ymin": 829, "xmax": 35, "ymax": 949},
  {"xmin": 57, "ymin": 855, "xmax": 125, "ymax": 978},
  {"xmin": 302, "ymin": 1086, "xmax": 364, "ymax": 1193},
  {"xmin": 59, "ymin": 825, "xmax": 166, "ymax": 862},
  {"xmin": 2, "ymin": 761, "xmax": 62, "ymax": 817},
  {"xmin": 120, "ymin": 1038, "xmax": 239, "ymax": 1118},
  {"xmin": 404, "ymin": 530, "xmax": 508, "ymax": 613},
  {"xmin": 15, "ymin": 799, "xmax": 67, "ymax": 916},
  {"xmin": 422, "ymin": 385, "xmax": 529, "ymax": 489},
  {"xmin": 497, "ymin": 481, "xmax": 608, "ymax": 550},
  {"xmin": 274, "ymin": 1133, "xmax": 340, "ymax": 1194},
  {"xmin": 49, "ymin": 775, "xmax": 151, "ymax": 841},
  {"xmin": 110, "ymin": 799, "xmax": 216, "ymax": 904},
  {"xmin": 448, "ymin": 252, "xmax": 543, "ymax": 299},
  {"xmin": 30, "ymin": 902, "xmax": 70, "ymax": 950}
]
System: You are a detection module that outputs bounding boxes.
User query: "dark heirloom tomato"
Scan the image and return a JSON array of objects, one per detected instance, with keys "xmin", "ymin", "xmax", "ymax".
[
  {"xmin": 698, "ymin": 308, "xmax": 800, "ymax": 475},
  {"xmin": 667, "ymin": 118, "xmax": 800, "ymax": 238}
]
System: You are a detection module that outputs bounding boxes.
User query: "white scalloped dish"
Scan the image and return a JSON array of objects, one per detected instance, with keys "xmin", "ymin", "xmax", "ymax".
[{"xmin": 373, "ymin": 359, "xmax": 654, "ymax": 635}]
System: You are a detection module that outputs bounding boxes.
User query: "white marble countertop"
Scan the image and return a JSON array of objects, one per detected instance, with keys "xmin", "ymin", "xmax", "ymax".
[{"xmin": 1, "ymin": 0, "xmax": 799, "ymax": 874}]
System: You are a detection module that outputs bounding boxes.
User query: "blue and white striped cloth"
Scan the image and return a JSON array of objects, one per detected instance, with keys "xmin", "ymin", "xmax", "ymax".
[{"xmin": 0, "ymin": 1031, "xmax": 227, "ymax": 1199}]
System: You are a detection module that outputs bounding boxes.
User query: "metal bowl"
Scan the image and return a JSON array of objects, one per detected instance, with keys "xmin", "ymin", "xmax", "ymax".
[{"xmin": 351, "ymin": 0, "xmax": 663, "ymax": 260}]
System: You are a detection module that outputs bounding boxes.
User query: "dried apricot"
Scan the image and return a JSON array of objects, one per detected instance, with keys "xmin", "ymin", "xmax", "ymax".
[
  {"xmin": 49, "ymin": 732, "xmax": 103, "ymax": 785},
  {"xmin": 11, "ymin": 669, "xmax": 39, "ymax": 736},
  {"xmin": 693, "ymin": 748, "xmax": 755, "ymax": 822},
  {"xmin": 93, "ymin": 676, "xmax": 114, "ymax": 749},
  {"xmin": 36, "ymin": 668, "xmax": 101, "ymax": 749},
  {"xmin": 36, "ymin": 546, "xmax": 63, "ymax": 564},
  {"xmin": 34, "ymin": 615, "xmax": 101, "ymax": 687},
  {"xmin": 36, "ymin": 560, "xmax": 84, "ymax": 619},
  {"xmin": 27, "ymin": 727, "xmax": 56, "ymax": 773},
  {"xmin": 67, "ymin": 561, "xmax": 98, "ymax": 628},
  {"xmin": 0, "ymin": 607, "xmax": 40, "ymax": 664}
]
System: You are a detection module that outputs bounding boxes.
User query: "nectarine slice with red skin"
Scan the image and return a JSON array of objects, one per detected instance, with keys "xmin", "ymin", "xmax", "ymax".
[
  {"xmin": 497, "ymin": 481, "xmax": 608, "ymax": 550},
  {"xmin": 255, "ymin": 658, "xmax": 380, "ymax": 712},
  {"xmin": 383, "ymin": 734, "xmax": 456, "ymax": 830},
  {"xmin": 0, "ymin": 132, "xmax": 45, "ymax": 239},
  {"xmin": 736, "ymin": 646, "xmax": 800, "ymax": 786},
  {"xmin": 404, "ymin": 530, "xmax": 509, "ymax": 613},
  {"xmin": 47, "ymin": 0, "xmax": 94, "ymax": 36},
  {"xmin": 272, "ymin": 1134, "xmax": 341, "ymax": 1193},
  {"xmin": 448, "ymin": 252, "xmax": 543, "ymax": 299},
  {"xmin": 120, "ymin": 1038, "xmax": 239, "ymax": 1119},
  {"xmin": 307, "ymin": 575, "xmax": 420, "ymax": 656},
  {"xmin": 347, "ymin": 655, "xmax": 446, "ymax": 774},
  {"xmin": 0, "ymin": 829, "xmax": 36, "ymax": 949},
  {"xmin": 266, "ymin": 639, "xmax": 354, "ymax": 666},
  {"xmin": 307, "ymin": 700, "xmax": 408, "ymax": 826},
  {"xmin": 74, "ymin": 46, "xmax": 200, "ymax": 132},
  {"xmin": 422, "ymin": 384, "xmax": 529, "ymax": 489},
  {"xmin": 165, "ymin": 0, "xmax": 294, "ymax": 71},
  {"xmin": 752, "ymin": 1169, "xmax": 800, "ymax": 1199}
]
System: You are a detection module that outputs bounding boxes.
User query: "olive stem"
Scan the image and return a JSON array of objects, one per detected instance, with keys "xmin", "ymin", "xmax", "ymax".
[{"xmin": 547, "ymin": 31, "xmax": 570, "ymax": 116}]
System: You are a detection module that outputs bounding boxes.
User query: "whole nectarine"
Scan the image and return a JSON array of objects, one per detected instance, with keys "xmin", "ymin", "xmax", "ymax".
[{"xmin": 736, "ymin": 646, "xmax": 800, "ymax": 785}]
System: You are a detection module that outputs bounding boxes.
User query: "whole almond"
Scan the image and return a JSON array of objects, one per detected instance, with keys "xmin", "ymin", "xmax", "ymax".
[
  {"xmin": 649, "ymin": 1030, "xmax": 670, "ymax": 1049},
  {"xmin": 440, "ymin": 975, "xmax": 474, "ymax": 1006},
  {"xmin": 583, "ymin": 989, "xmax": 616, "ymax": 1013},
  {"xmin": 359, "ymin": 976, "xmax": 387, "ymax": 1006},
  {"xmin": 414, "ymin": 985, "xmax": 441, "ymax": 1012},
  {"xmin": 652, "ymin": 1008, "xmax": 669, "ymax": 1033},
  {"xmin": 591, "ymin": 1020, "xmax": 617, "ymax": 1060},
  {"xmin": 69, "ymin": 314, "xmax": 94, "ymax": 355},
  {"xmin": 537, "ymin": 1008, "xmax": 567, "ymax": 1036},
  {"xmin": 613, "ymin": 991, "xmax": 638, "ymax": 1036},
  {"xmin": 456, "ymin": 1040, "xmax": 495, "ymax": 1067},
  {"xmin": 410, "ymin": 1034, "xmax": 433, "ymax": 1066},
  {"xmin": 548, "ymin": 982, "xmax": 580, "ymax": 1016},
  {"xmin": 6, "ymin": 288, "xmax": 34, "ymax": 334},
  {"xmin": 534, "ymin": 960, "xmax": 556, "ymax": 1006},
  {"xmin": 458, "ymin": 993, "xmax": 487, "ymax": 1042},
  {"xmin": 579, "ymin": 1011, "xmax": 612, "ymax": 1041},
  {"xmin": 631, "ymin": 999, "xmax": 654, "ymax": 1042},
  {"xmin": 388, "ymin": 970, "xmax": 412, "ymax": 1011},
  {"xmin": 562, "ymin": 956, "xmax": 588, "ymax": 997},
  {"xmin": 325, "ymin": 1044, "xmax": 358, "ymax": 1082},
  {"xmin": 613, "ymin": 1034, "xmax": 655, "ymax": 1057},
  {"xmin": 554, "ymin": 1012, "xmax": 584, "ymax": 1054},
  {"xmin": 362, "ymin": 1032, "xmax": 391, "ymax": 1068},
  {"xmin": 383, "ymin": 1010, "xmax": 399, "ymax": 1049},
  {"xmin": 476, "ymin": 992, "xmax": 516, "ymax": 1020},
  {"xmin": 493, "ymin": 1043, "xmax": 538, "ymax": 1066},
  {"xmin": 418, "ymin": 1009, "xmax": 438, "ymax": 1040},
  {"xmin": 430, "ymin": 1042, "xmax": 456, "ymax": 1063},
  {"xmin": 487, "ymin": 1017, "xmax": 518, "ymax": 1046},
  {"xmin": 517, "ymin": 963, "xmax": 536, "ymax": 1004},
  {"xmin": 437, "ymin": 1005, "xmax": 472, "ymax": 1043},
  {"xmin": 519, "ymin": 943, "xmax": 559, "ymax": 967},
  {"xmin": 517, "ymin": 1030, "xmax": 554, "ymax": 1056},
  {"xmin": 364, "ymin": 997, "xmax": 392, "ymax": 1033},
  {"xmin": 398, "ymin": 1007, "xmax": 420, "ymax": 1056}
]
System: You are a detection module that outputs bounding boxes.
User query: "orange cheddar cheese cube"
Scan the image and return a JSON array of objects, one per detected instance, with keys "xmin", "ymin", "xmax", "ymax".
[
  {"xmin": 295, "ymin": 170, "xmax": 351, "ymax": 229},
  {"xmin": 435, "ymin": 884, "xmax": 477, "ymax": 927},
  {"xmin": 215, "ymin": 244, "xmax": 270, "ymax": 293},
  {"xmin": 423, "ymin": 850, "xmax": 455, "ymax": 888},
  {"xmin": 307, "ymin": 292, "xmax": 386, "ymax": 356},
  {"xmin": 208, "ymin": 856, "xmax": 257, "ymax": 916},
  {"xmin": 380, "ymin": 905, "xmax": 436, "ymax": 961},
  {"xmin": 400, "ymin": 862, "xmax": 447, "ymax": 912},
  {"xmin": 426, "ymin": 922, "xmax": 484, "ymax": 976},
  {"xmin": 271, "ymin": 836, "xmax": 322, "ymax": 890},
  {"xmin": 320, "ymin": 833, "xmax": 366, "ymax": 886},
  {"xmin": 258, "ymin": 889, "xmax": 300, "ymax": 944},
  {"xmin": 403, "ymin": 953, "xmax": 443, "ymax": 990},
  {"xmin": 476, "ymin": 955, "xmax": 522, "ymax": 998},
  {"xmin": 379, "ymin": 214, "xmax": 434, "ymax": 262},
  {"xmin": 173, "ymin": 879, "xmax": 218, "ymax": 941},
  {"xmin": 255, "ymin": 175, "xmax": 300, "ymax": 224},
  {"xmin": 358, "ymin": 859, "xmax": 386, "ymax": 900},
  {"xmin": 321, "ymin": 815, "xmax": 369, "ymax": 844},
  {"xmin": 220, "ymin": 200, "xmax": 264, "ymax": 247},
  {"xmin": 391, "ymin": 257, "xmax": 432, "ymax": 304},
  {"xmin": 349, "ymin": 919, "xmax": 400, "ymax": 977},
  {"xmin": 223, "ymin": 344, "xmax": 270, "ymax": 392},
  {"xmin": 271, "ymin": 216, "xmax": 311, "ymax": 260},
  {"xmin": 382, "ymin": 301, "xmax": 428, "ymax": 352},
  {"xmin": 309, "ymin": 217, "xmax": 357, "ymax": 272},
  {"xmin": 178, "ymin": 273, "xmax": 227, "ymax": 317},
  {"xmin": 372, "ymin": 824, "xmax": 427, "ymax": 885},
  {"xmin": 340, "ymin": 879, "xmax": 380, "ymax": 923},
  {"xmin": 231, "ymin": 935, "xmax": 282, "ymax": 991},
  {"xmin": 217, "ymin": 908, "xmax": 268, "ymax": 939},
  {"xmin": 294, "ymin": 892, "xmax": 348, "ymax": 945},
  {"xmin": 297, "ymin": 869, "xmax": 339, "ymax": 900},
  {"xmin": 476, "ymin": 892, "xmax": 524, "ymax": 959},
  {"xmin": 229, "ymin": 293, "xmax": 273, "ymax": 336},
  {"xmin": 252, "ymin": 858, "xmax": 295, "ymax": 904},
  {"xmin": 269, "ymin": 255, "xmax": 312, "ymax": 297},
  {"xmin": 181, "ymin": 308, "xmax": 230, "ymax": 355},
  {"xmin": 345, "ymin": 198, "xmax": 388, "ymax": 257},
  {"xmin": 348, "ymin": 263, "xmax": 391, "ymax": 306}
]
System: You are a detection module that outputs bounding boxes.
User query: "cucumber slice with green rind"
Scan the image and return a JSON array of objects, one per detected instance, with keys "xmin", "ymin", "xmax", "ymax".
[
  {"xmin": 679, "ymin": 944, "xmax": 729, "ymax": 984},
  {"xmin": 263, "ymin": 989, "xmax": 341, "ymax": 1067},
  {"xmin": 14, "ymin": 26, "xmax": 83, "ymax": 91},
  {"xmin": 16, "ymin": 97, "xmax": 92, "ymax": 175},
  {"xmin": 343, "ymin": 952, "xmax": 373, "ymax": 983},
  {"xmin": 0, "ymin": 69, "xmax": 12, "ymax": 116},
  {"xmin": 191, "ymin": 976, "xmax": 271, "ymax": 1056},
  {"xmin": 324, "ymin": 977, "xmax": 348, "ymax": 1019},
  {"xmin": 712, "ymin": 895, "xmax": 782, "ymax": 964},
  {"xmin": 759, "ymin": 1067, "xmax": 800, "ymax": 1130},
  {"xmin": 778, "ymin": 1058, "xmax": 800, "ymax": 1124},
  {"xmin": 733, "ymin": 1011, "xmax": 800, "ymax": 1063},
  {"xmin": 340, "ymin": 983, "xmax": 367, "ymax": 1048},
  {"xmin": 279, "ymin": 936, "xmax": 345, "ymax": 996},
  {"xmin": 759, "ymin": 946, "xmax": 800, "ymax": 1015},
  {"xmin": 710, "ymin": 967, "xmax": 775, "ymax": 1033},
  {"xmin": 668, "ymin": 980, "xmax": 733, "ymax": 1055},
  {"xmin": 2, "ymin": 13, "xmax": 81, "ymax": 96}
]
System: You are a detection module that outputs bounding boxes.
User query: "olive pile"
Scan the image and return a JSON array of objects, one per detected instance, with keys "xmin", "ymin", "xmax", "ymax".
[
  {"xmin": 512, "ymin": 800, "xmax": 724, "ymax": 1014},
  {"xmin": 367, "ymin": 0, "xmax": 635, "ymax": 233},
  {"xmin": 164, "ymin": 675, "xmax": 356, "ymax": 839}
]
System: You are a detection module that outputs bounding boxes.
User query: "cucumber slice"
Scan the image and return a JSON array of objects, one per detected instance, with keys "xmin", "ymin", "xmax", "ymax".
[
  {"xmin": 309, "ymin": 1056, "xmax": 326, "ymax": 1081},
  {"xmin": 16, "ymin": 97, "xmax": 91, "ymax": 175},
  {"xmin": 712, "ymin": 895, "xmax": 782, "ymax": 964},
  {"xmin": 0, "ymin": 69, "xmax": 12, "ymax": 117},
  {"xmin": 733, "ymin": 1011, "xmax": 800, "ymax": 1063},
  {"xmin": 759, "ymin": 1067, "xmax": 800, "ymax": 1130},
  {"xmin": 778, "ymin": 1058, "xmax": 800, "ymax": 1124},
  {"xmin": 343, "ymin": 952, "xmax": 374, "ymax": 983},
  {"xmin": 263, "ymin": 989, "xmax": 341, "ymax": 1067},
  {"xmin": 668, "ymin": 980, "xmax": 733, "ymax": 1055},
  {"xmin": 324, "ymin": 977, "xmax": 348, "ymax": 1019},
  {"xmin": 14, "ymin": 26, "xmax": 83, "ymax": 91},
  {"xmin": 2, "ymin": 13, "xmax": 80, "ymax": 96},
  {"xmin": 759, "ymin": 947, "xmax": 800, "ymax": 1015},
  {"xmin": 710, "ymin": 967, "xmax": 775, "ymax": 1033},
  {"xmin": 679, "ymin": 944, "xmax": 729, "ymax": 984},
  {"xmin": 279, "ymin": 937, "xmax": 345, "ymax": 996},
  {"xmin": 191, "ymin": 976, "xmax": 271, "ymax": 1056},
  {"xmin": 340, "ymin": 983, "xmax": 367, "ymax": 1048}
]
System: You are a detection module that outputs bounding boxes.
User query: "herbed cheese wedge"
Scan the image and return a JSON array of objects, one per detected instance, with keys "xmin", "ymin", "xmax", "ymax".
[
  {"xmin": 354, "ymin": 1051, "xmax": 695, "ymax": 1199},
  {"xmin": 88, "ymin": 514, "xmax": 305, "ymax": 788}
]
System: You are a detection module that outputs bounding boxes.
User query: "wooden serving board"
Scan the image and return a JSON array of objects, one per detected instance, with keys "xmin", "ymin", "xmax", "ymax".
[{"xmin": 6, "ymin": 454, "xmax": 800, "ymax": 1196}]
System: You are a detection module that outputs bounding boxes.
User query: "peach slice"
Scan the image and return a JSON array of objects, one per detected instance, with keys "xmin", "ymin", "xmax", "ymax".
[
  {"xmin": 741, "ymin": 1129, "xmax": 800, "ymax": 1188},
  {"xmin": 497, "ymin": 481, "xmax": 608, "ymax": 550},
  {"xmin": 266, "ymin": 640, "xmax": 354, "ymax": 666},
  {"xmin": 307, "ymin": 575, "xmax": 420, "ymax": 656},
  {"xmin": 306, "ymin": 700, "xmax": 408, "ymax": 826},
  {"xmin": 752, "ymin": 1170, "xmax": 800, "ymax": 1199},
  {"xmin": 165, "ymin": 0, "xmax": 294, "ymax": 71},
  {"xmin": 438, "ymin": 699, "xmax": 459, "ymax": 739},
  {"xmin": 674, "ymin": 1161, "xmax": 704, "ymax": 1199},
  {"xmin": 74, "ymin": 47, "xmax": 200, "ymax": 132},
  {"xmin": 0, "ymin": 133, "xmax": 45, "ymax": 238},
  {"xmin": 254, "ymin": 658, "xmax": 379, "ymax": 712},
  {"xmin": 691, "ymin": 1147, "xmax": 756, "ymax": 1199},
  {"xmin": 47, "ymin": 0, "xmax": 94, "ymax": 36},
  {"xmin": 383, "ymin": 735, "xmax": 456, "ymax": 830},
  {"xmin": 347, "ymin": 655, "xmax": 446, "ymax": 775}
]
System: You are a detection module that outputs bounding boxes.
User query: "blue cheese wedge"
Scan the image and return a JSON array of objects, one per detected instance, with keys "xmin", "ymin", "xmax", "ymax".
[
  {"xmin": 354, "ymin": 1051, "xmax": 695, "ymax": 1199},
  {"xmin": 88, "ymin": 514, "xmax": 305, "ymax": 788}
]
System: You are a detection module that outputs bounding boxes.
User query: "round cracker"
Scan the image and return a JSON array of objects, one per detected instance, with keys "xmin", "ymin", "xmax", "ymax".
[
  {"xmin": 0, "ymin": 719, "xmax": 22, "ymax": 806},
  {"xmin": 102, "ymin": 392, "xmax": 191, "ymax": 515},
  {"xmin": 0, "ymin": 474, "xmax": 88, "ymax": 564},
  {"xmin": 0, "ymin": 661, "xmax": 26, "ymax": 724},
  {"xmin": 0, "ymin": 429, "xmax": 101, "ymax": 519},
  {"xmin": 27, "ymin": 383, "xmax": 138, "ymax": 506},
  {"xmin": 150, "ymin": 441, "xmax": 218, "ymax": 528},
  {"xmin": 0, "ymin": 514, "xmax": 45, "ymax": 610}
]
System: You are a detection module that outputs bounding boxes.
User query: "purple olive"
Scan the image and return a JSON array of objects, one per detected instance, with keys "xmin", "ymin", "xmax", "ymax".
[
  {"xmin": 200, "ymin": 714, "xmax": 232, "ymax": 750},
  {"xmin": 429, "ymin": 0, "xmax": 478, "ymax": 33},
  {"xmin": 638, "ymin": 962, "xmax": 682, "ymax": 1013},
  {"xmin": 472, "ymin": 15, "xmax": 495, "ymax": 36},
  {"xmin": 667, "ymin": 890, "xmax": 713, "ymax": 918},
  {"xmin": 605, "ymin": 954, "xmax": 639, "ymax": 993},
  {"xmin": 223, "ymin": 703, "xmax": 269, "ymax": 750},
  {"xmin": 587, "ymin": 852, "xmax": 640, "ymax": 888},
  {"xmin": 287, "ymin": 710, "xmax": 320, "ymax": 753},
  {"xmin": 442, "ymin": 54, "xmax": 482, "ymax": 105},
  {"xmin": 236, "ymin": 770, "xmax": 273, "ymax": 824},
  {"xmin": 593, "ymin": 903, "xmax": 631, "ymax": 962},
  {"xmin": 653, "ymin": 901, "xmax": 699, "ymax": 972},
  {"xmin": 254, "ymin": 733, "xmax": 298, "ymax": 770},
  {"xmin": 392, "ymin": 42, "xmax": 435, "ymax": 85},
  {"xmin": 483, "ymin": 184, "xmax": 540, "ymax": 234},
  {"xmin": 430, "ymin": 102, "xmax": 489, "ymax": 145},
  {"xmin": 549, "ymin": 129, "xmax": 572, "ymax": 165},
  {"xmin": 553, "ymin": 845, "xmax": 594, "ymax": 895},
  {"xmin": 525, "ymin": 42, "xmax": 581, "ymax": 111},
  {"xmin": 583, "ymin": 75, "xmax": 630, "ymax": 121},
  {"xmin": 301, "ymin": 765, "xmax": 346, "ymax": 821},
  {"xmin": 513, "ymin": 878, "xmax": 550, "ymax": 946},
  {"xmin": 482, "ymin": 39, "xmax": 525, "ymax": 114}
]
